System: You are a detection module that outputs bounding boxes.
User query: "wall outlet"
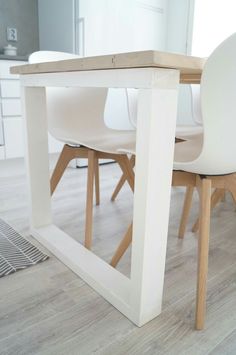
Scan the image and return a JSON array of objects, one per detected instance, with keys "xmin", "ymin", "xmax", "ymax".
[{"xmin": 7, "ymin": 27, "xmax": 17, "ymax": 42}]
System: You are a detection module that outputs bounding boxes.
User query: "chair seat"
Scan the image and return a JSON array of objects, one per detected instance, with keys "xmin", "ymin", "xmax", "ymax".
[
  {"xmin": 174, "ymin": 134, "xmax": 203, "ymax": 167},
  {"xmin": 175, "ymin": 125, "xmax": 203, "ymax": 140},
  {"xmin": 51, "ymin": 128, "xmax": 136, "ymax": 155},
  {"xmin": 118, "ymin": 133, "xmax": 204, "ymax": 169}
]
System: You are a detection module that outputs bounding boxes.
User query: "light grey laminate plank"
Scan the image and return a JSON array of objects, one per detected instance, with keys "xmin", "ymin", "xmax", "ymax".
[{"xmin": 1, "ymin": 159, "xmax": 236, "ymax": 354}]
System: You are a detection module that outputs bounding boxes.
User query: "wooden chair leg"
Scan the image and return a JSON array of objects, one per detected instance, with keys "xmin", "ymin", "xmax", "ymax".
[
  {"xmin": 116, "ymin": 155, "xmax": 135, "ymax": 192},
  {"xmin": 111, "ymin": 155, "xmax": 135, "ymax": 201},
  {"xmin": 192, "ymin": 188, "xmax": 225, "ymax": 233},
  {"xmin": 226, "ymin": 175, "xmax": 236, "ymax": 206},
  {"xmin": 84, "ymin": 150, "xmax": 96, "ymax": 249},
  {"xmin": 94, "ymin": 156, "xmax": 100, "ymax": 206},
  {"xmin": 110, "ymin": 223, "xmax": 133, "ymax": 267},
  {"xmin": 178, "ymin": 186, "xmax": 194, "ymax": 238},
  {"xmin": 111, "ymin": 173, "xmax": 127, "ymax": 201},
  {"xmin": 229, "ymin": 188, "xmax": 236, "ymax": 203},
  {"xmin": 50, "ymin": 144, "xmax": 75, "ymax": 195},
  {"xmin": 195, "ymin": 177, "xmax": 211, "ymax": 330}
]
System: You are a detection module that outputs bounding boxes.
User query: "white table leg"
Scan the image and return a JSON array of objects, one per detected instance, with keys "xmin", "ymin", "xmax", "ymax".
[
  {"xmin": 20, "ymin": 68, "xmax": 180, "ymax": 327},
  {"xmin": 131, "ymin": 77, "xmax": 179, "ymax": 326},
  {"xmin": 21, "ymin": 86, "xmax": 52, "ymax": 229}
]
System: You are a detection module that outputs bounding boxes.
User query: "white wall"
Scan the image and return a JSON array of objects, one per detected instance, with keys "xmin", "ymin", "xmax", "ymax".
[{"xmin": 192, "ymin": 0, "xmax": 236, "ymax": 57}]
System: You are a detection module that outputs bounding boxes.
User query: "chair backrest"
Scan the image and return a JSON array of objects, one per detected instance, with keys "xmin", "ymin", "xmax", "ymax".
[
  {"xmin": 29, "ymin": 51, "xmax": 108, "ymax": 142},
  {"xmin": 29, "ymin": 51, "xmax": 134, "ymax": 142},
  {"xmin": 127, "ymin": 89, "xmax": 138, "ymax": 128},
  {"xmin": 29, "ymin": 51, "xmax": 80, "ymax": 63},
  {"xmin": 123, "ymin": 86, "xmax": 203, "ymax": 129},
  {"xmin": 107, "ymin": 89, "xmax": 139, "ymax": 130},
  {"xmin": 199, "ymin": 32, "xmax": 236, "ymax": 174},
  {"xmin": 190, "ymin": 84, "xmax": 202, "ymax": 125},
  {"xmin": 104, "ymin": 88, "xmax": 134, "ymax": 130}
]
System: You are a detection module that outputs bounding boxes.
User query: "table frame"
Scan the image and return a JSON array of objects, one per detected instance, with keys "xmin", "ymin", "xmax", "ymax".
[{"xmin": 21, "ymin": 67, "xmax": 180, "ymax": 326}]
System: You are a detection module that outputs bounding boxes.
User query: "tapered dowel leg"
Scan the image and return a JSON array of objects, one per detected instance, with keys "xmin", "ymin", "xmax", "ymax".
[
  {"xmin": 195, "ymin": 178, "xmax": 211, "ymax": 330},
  {"xmin": 110, "ymin": 223, "xmax": 133, "ymax": 267},
  {"xmin": 111, "ymin": 155, "xmax": 135, "ymax": 201},
  {"xmin": 192, "ymin": 188, "xmax": 224, "ymax": 233},
  {"xmin": 50, "ymin": 144, "xmax": 74, "ymax": 195},
  {"xmin": 178, "ymin": 186, "xmax": 194, "ymax": 238},
  {"xmin": 111, "ymin": 173, "xmax": 127, "ymax": 201},
  {"xmin": 94, "ymin": 156, "xmax": 100, "ymax": 205},
  {"xmin": 116, "ymin": 156, "xmax": 135, "ymax": 192},
  {"xmin": 85, "ymin": 150, "xmax": 95, "ymax": 249}
]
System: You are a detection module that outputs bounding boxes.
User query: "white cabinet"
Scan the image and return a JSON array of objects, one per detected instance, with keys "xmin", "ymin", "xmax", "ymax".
[
  {"xmin": 3, "ymin": 118, "xmax": 24, "ymax": 159},
  {"xmin": 0, "ymin": 60, "xmax": 25, "ymax": 159},
  {"xmin": 0, "ymin": 61, "xmax": 20, "ymax": 79},
  {"xmin": 0, "ymin": 60, "xmax": 63, "ymax": 159},
  {"xmin": 0, "ymin": 80, "xmax": 21, "ymax": 98},
  {"xmin": 1, "ymin": 99, "xmax": 22, "ymax": 116}
]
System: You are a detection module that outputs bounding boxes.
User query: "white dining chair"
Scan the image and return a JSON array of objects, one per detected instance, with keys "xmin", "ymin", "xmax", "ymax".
[
  {"xmin": 175, "ymin": 84, "xmax": 203, "ymax": 139},
  {"xmin": 29, "ymin": 51, "xmax": 135, "ymax": 250},
  {"xmin": 110, "ymin": 33, "xmax": 236, "ymax": 330},
  {"xmin": 110, "ymin": 84, "xmax": 203, "ymax": 202},
  {"xmin": 125, "ymin": 85, "xmax": 203, "ymax": 133}
]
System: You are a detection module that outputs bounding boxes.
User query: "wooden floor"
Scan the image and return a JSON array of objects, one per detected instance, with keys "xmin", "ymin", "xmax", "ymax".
[{"xmin": 1, "ymin": 156, "xmax": 236, "ymax": 355}]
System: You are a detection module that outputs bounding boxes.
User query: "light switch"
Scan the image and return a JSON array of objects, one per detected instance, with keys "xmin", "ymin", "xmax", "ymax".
[{"xmin": 7, "ymin": 27, "xmax": 18, "ymax": 42}]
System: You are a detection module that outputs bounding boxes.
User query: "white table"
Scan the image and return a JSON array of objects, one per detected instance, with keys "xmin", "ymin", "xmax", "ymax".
[{"xmin": 11, "ymin": 50, "xmax": 203, "ymax": 327}]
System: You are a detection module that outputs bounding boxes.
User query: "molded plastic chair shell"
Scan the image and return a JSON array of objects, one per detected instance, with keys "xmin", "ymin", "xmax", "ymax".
[
  {"xmin": 124, "ymin": 85, "xmax": 203, "ymax": 139},
  {"xmin": 28, "ymin": 51, "xmax": 136, "ymax": 154},
  {"xmin": 118, "ymin": 33, "xmax": 236, "ymax": 175},
  {"xmin": 104, "ymin": 88, "xmax": 135, "ymax": 130},
  {"xmin": 175, "ymin": 84, "xmax": 203, "ymax": 139},
  {"xmin": 174, "ymin": 32, "xmax": 236, "ymax": 175},
  {"xmin": 28, "ymin": 50, "xmax": 80, "ymax": 63}
]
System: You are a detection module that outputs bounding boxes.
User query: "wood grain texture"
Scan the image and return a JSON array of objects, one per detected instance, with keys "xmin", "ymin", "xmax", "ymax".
[
  {"xmin": 195, "ymin": 178, "xmax": 211, "ymax": 330},
  {"xmin": 84, "ymin": 150, "xmax": 95, "ymax": 249},
  {"xmin": 1, "ymin": 158, "xmax": 236, "ymax": 354},
  {"xmin": 111, "ymin": 155, "xmax": 135, "ymax": 201},
  {"xmin": 178, "ymin": 186, "xmax": 194, "ymax": 238},
  {"xmin": 110, "ymin": 223, "xmax": 133, "ymax": 267},
  {"xmin": 192, "ymin": 188, "xmax": 225, "ymax": 233},
  {"xmin": 10, "ymin": 50, "xmax": 204, "ymax": 84}
]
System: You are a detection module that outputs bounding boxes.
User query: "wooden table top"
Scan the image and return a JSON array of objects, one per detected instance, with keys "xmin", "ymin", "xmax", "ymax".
[{"xmin": 11, "ymin": 50, "xmax": 205, "ymax": 84}]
